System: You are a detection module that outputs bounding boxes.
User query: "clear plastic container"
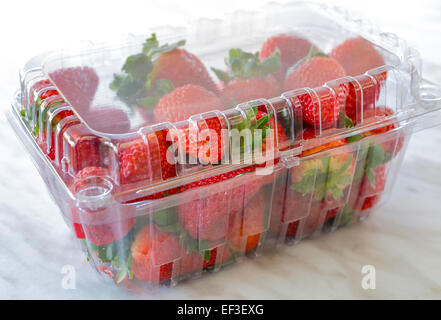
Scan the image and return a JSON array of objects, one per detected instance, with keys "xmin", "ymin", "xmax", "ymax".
[{"xmin": 7, "ymin": 2, "xmax": 441, "ymax": 290}]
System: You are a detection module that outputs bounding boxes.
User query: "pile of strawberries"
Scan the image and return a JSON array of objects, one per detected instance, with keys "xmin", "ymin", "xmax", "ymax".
[{"xmin": 23, "ymin": 32, "xmax": 405, "ymax": 286}]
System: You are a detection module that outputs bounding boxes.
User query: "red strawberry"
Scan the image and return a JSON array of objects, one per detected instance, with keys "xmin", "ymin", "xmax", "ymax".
[
  {"xmin": 153, "ymin": 48, "xmax": 217, "ymax": 94},
  {"xmin": 360, "ymin": 195, "xmax": 381, "ymax": 211},
  {"xmin": 153, "ymin": 84, "xmax": 225, "ymax": 164},
  {"xmin": 284, "ymin": 56, "xmax": 347, "ymax": 128},
  {"xmin": 353, "ymin": 163, "xmax": 387, "ymax": 212},
  {"xmin": 362, "ymin": 106, "xmax": 404, "ymax": 155},
  {"xmin": 110, "ymin": 34, "xmax": 217, "ymax": 121},
  {"xmin": 71, "ymin": 167, "xmax": 135, "ymax": 246},
  {"xmin": 49, "ymin": 66, "xmax": 99, "ymax": 113},
  {"xmin": 228, "ymin": 192, "xmax": 266, "ymax": 252},
  {"xmin": 290, "ymin": 141, "xmax": 355, "ymax": 211},
  {"xmin": 219, "ymin": 76, "xmax": 280, "ymax": 107},
  {"xmin": 212, "ymin": 48, "xmax": 281, "ymax": 107},
  {"xmin": 131, "ymin": 226, "xmax": 182, "ymax": 282},
  {"xmin": 154, "ymin": 84, "xmax": 223, "ymax": 124},
  {"xmin": 119, "ymin": 129, "xmax": 176, "ymax": 185},
  {"xmin": 39, "ymin": 108, "xmax": 74, "ymax": 160},
  {"xmin": 330, "ymin": 37, "xmax": 386, "ymax": 122},
  {"xmin": 359, "ymin": 164, "xmax": 387, "ymax": 198},
  {"xmin": 67, "ymin": 125, "xmax": 102, "ymax": 172},
  {"xmin": 178, "ymin": 166, "xmax": 263, "ymax": 241},
  {"xmin": 330, "ymin": 37, "xmax": 385, "ymax": 78},
  {"xmin": 73, "ymin": 166, "xmax": 110, "ymax": 183},
  {"xmin": 29, "ymin": 79, "xmax": 58, "ymax": 105},
  {"xmin": 259, "ymin": 34, "xmax": 312, "ymax": 84}
]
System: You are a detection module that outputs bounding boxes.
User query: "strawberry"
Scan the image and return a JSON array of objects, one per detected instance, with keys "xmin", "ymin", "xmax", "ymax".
[
  {"xmin": 212, "ymin": 48, "xmax": 281, "ymax": 107},
  {"xmin": 359, "ymin": 163, "xmax": 387, "ymax": 198},
  {"xmin": 71, "ymin": 167, "xmax": 135, "ymax": 246},
  {"xmin": 154, "ymin": 84, "xmax": 223, "ymax": 124},
  {"xmin": 153, "ymin": 84, "xmax": 225, "ymax": 165},
  {"xmin": 360, "ymin": 195, "xmax": 381, "ymax": 211},
  {"xmin": 352, "ymin": 164, "xmax": 387, "ymax": 212},
  {"xmin": 284, "ymin": 56, "xmax": 347, "ymax": 129},
  {"xmin": 362, "ymin": 106, "xmax": 404, "ymax": 155},
  {"xmin": 67, "ymin": 125, "xmax": 102, "ymax": 172},
  {"xmin": 39, "ymin": 108, "xmax": 74, "ymax": 160},
  {"xmin": 291, "ymin": 140, "xmax": 355, "ymax": 209},
  {"xmin": 29, "ymin": 79, "xmax": 58, "ymax": 105},
  {"xmin": 228, "ymin": 192, "xmax": 266, "ymax": 252},
  {"xmin": 110, "ymin": 34, "xmax": 217, "ymax": 122},
  {"xmin": 178, "ymin": 166, "xmax": 263, "ymax": 241},
  {"xmin": 119, "ymin": 129, "xmax": 176, "ymax": 185},
  {"xmin": 131, "ymin": 226, "xmax": 182, "ymax": 282},
  {"xmin": 49, "ymin": 66, "xmax": 99, "ymax": 113},
  {"xmin": 153, "ymin": 84, "xmax": 224, "ymax": 165},
  {"xmin": 153, "ymin": 48, "xmax": 217, "ymax": 93},
  {"xmin": 259, "ymin": 34, "xmax": 312, "ymax": 84},
  {"xmin": 330, "ymin": 37, "xmax": 385, "ymax": 78},
  {"xmin": 330, "ymin": 37, "xmax": 386, "ymax": 120}
]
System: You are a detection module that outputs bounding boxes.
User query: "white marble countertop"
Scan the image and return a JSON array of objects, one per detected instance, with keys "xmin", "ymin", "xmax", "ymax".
[{"xmin": 0, "ymin": 0, "xmax": 440, "ymax": 299}]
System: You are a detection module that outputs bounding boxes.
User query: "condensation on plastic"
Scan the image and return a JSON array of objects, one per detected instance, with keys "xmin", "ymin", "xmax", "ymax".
[{"xmin": 6, "ymin": 1, "xmax": 441, "ymax": 290}]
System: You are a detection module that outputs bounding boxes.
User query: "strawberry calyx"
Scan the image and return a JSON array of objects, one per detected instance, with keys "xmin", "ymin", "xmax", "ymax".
[
  {"xmin": 286, "ymin": 45, "xmax": 328, "ymax": 76},
  {"xmin": 81, "ymin": 229, "xmax": 134, "ymax": 284},
  {"xmin": 291, "ymin": 154, "xmax": 353, "ymax": 202},
  {"xmin": 110, "ymin": 33, "xmax": 184, "ymax": 108},
  {"xmin": 211, "ymin": 48, "xmax": 281, "ymax": 84}
]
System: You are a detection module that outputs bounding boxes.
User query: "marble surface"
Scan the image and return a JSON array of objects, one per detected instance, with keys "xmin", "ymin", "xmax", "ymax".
[{"xmin": 0, "ymin": 0, "xmax": 440, "ymax": 299}]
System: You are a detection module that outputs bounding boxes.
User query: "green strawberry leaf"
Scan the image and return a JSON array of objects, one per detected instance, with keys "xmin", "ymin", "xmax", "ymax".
[
  {"xmin": 211, "ymin": 67, "xmax": 230, "ymax": 84},
  {"xmin": 111, "ymin": 33, "xmax": 183, "ymax": 107},
  {"xmin": 338, "ymin": 174, "xmax": 352, "ymax": 187},
  {"xmin": 286, "ymin": 45, "xmax": 327, "ymax": 76},
  {"xmin": 260, "ymin": 49, "xmax": 281, "ymax": 75},
  {"xmin": 156, "ymin": 223, "xmax": 182, "ymax": 233},
  {"xmin": 142, "ymin": 33, "xmax": 185, "ymax": 59},
  {"xmin": 218, "ymin": 48, "xmax": 281, "ymax": 80},
  {"xmin": 142, "ymin": 33, "xmax": 159, "ymax": 55},
  {"xmin": 179, "ymin": 229, "xmax": 211, "ymax": 257},
  {"xmin": 122, "ymin": 53, "xmax": 153, "ymax": 82},
  {"xmin": 291, "ymin": 172, "xmax": 316, "ymax": 195},
  {"xmin": 152, "ymin": 78, "xmax": 174, "ymax": 96},
  {"xmin": 366, "ymin": 167, "xmax": 375, "ymax": 187},
  {"xmin": 347, "ymin": 134, "xmax": 363, "ymax": 143},
  {"xmin": 255, "ymin": 114, "xmax": 271, "ymax": 130},
  {"xmin": 331, "ymin": 186, "xmax": 344, "ymax": 200},
  {"xmin": 203, "ymin": 250, "xmax": 211, "ymax": 262},
  {"xmin": 139, "ymin": 96, "xmax": 159, "ymax": 109},
  {"xmin": 307, "ymin": 45, "xmax": 328, "ymax": 59},
  {"xmin": 153, "ymin": 208, "xmax": 179, "ymax": 226},
  {"xmin": 342, "ymin": 112, "xmax": 354, "ymax": 128},
  {"xmin": 334, "ymin": 155, "xmax": 353, "ymax": 177}
]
